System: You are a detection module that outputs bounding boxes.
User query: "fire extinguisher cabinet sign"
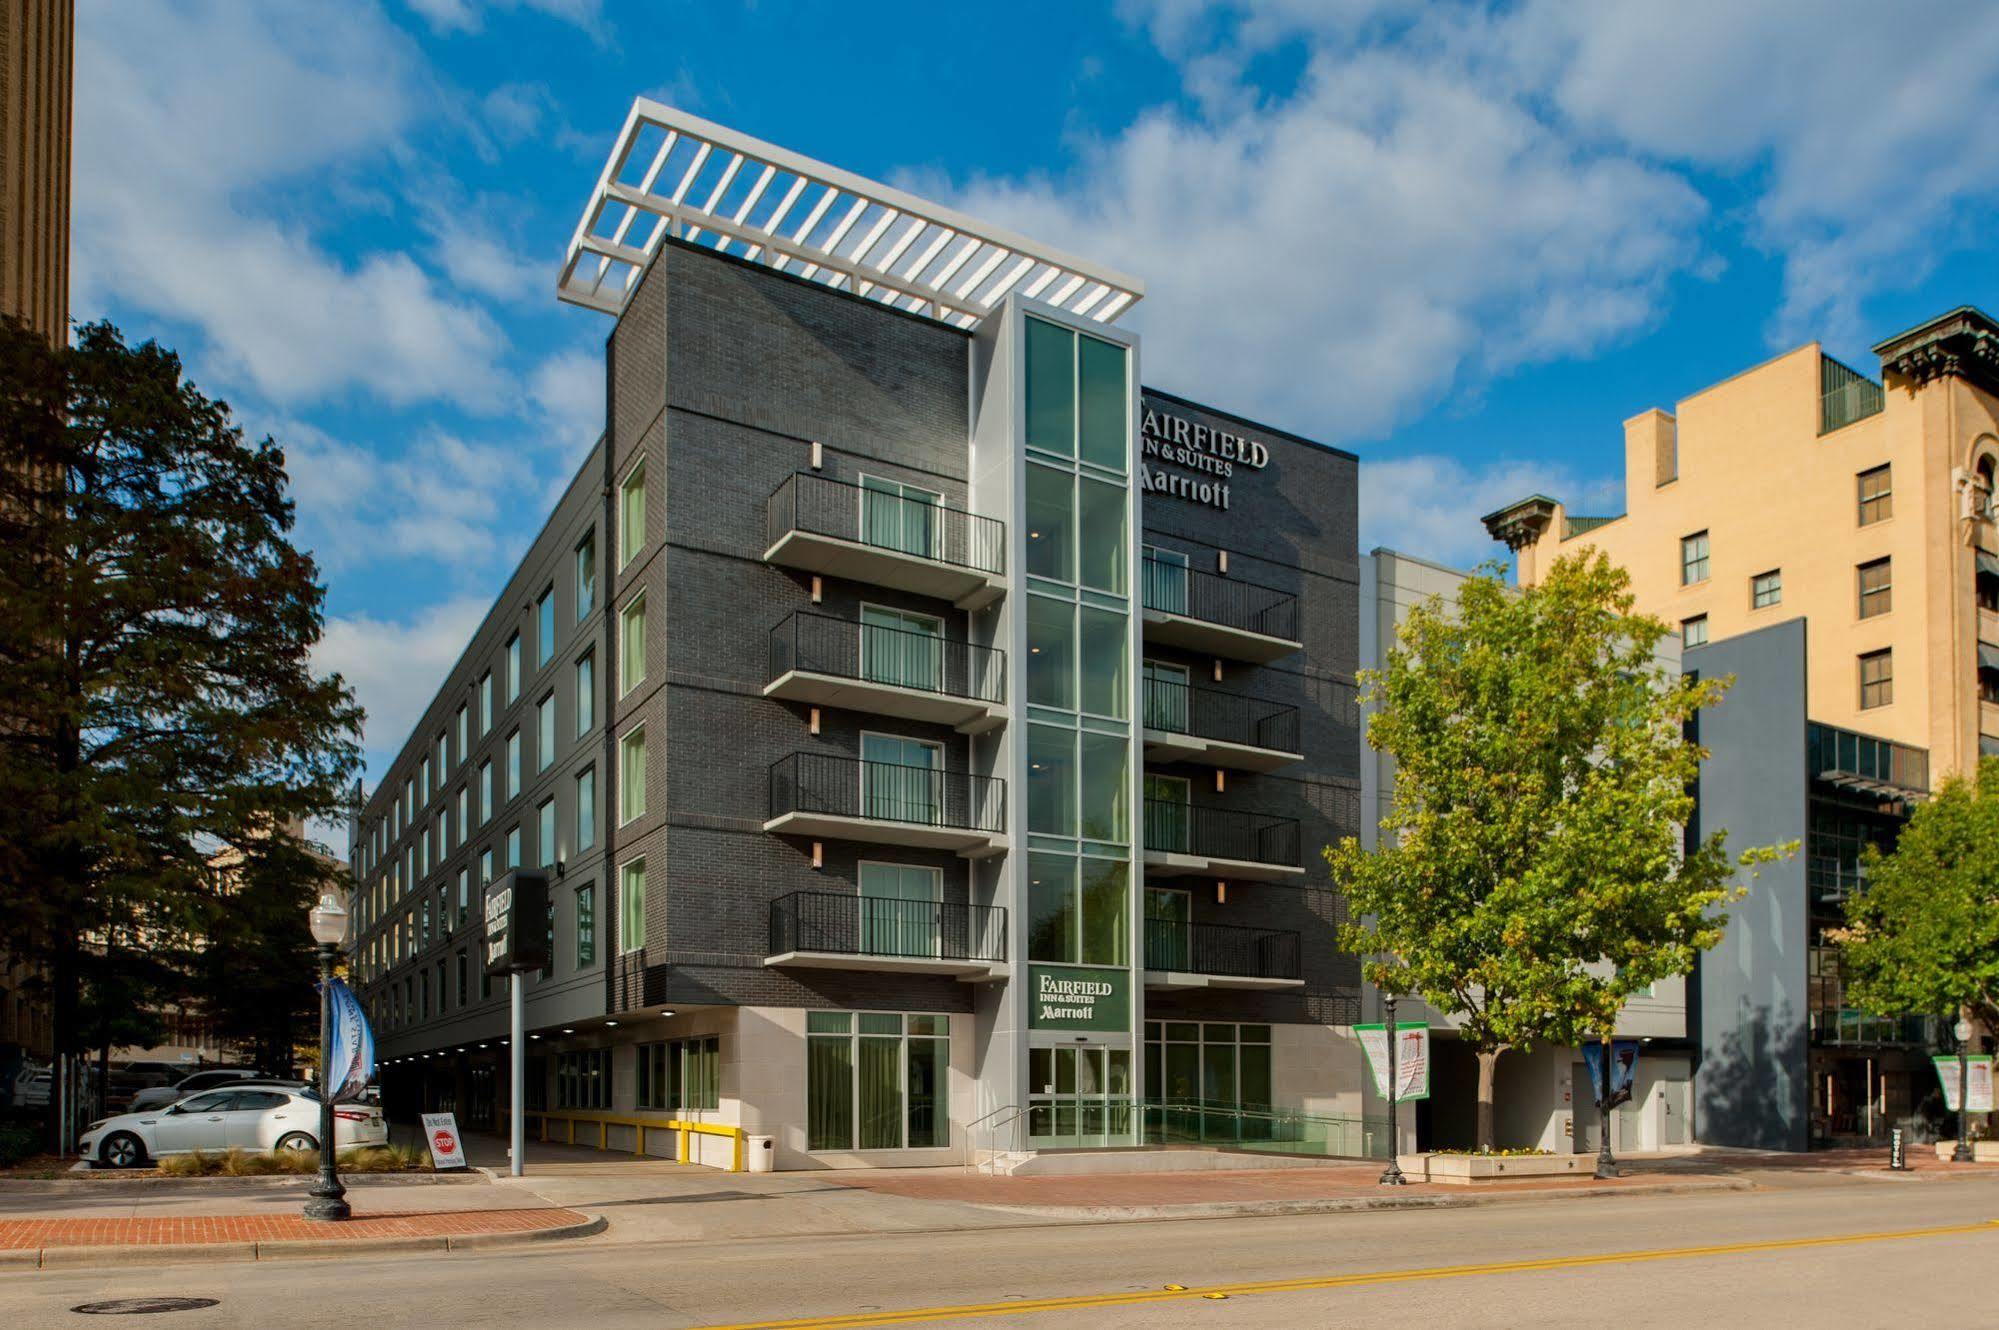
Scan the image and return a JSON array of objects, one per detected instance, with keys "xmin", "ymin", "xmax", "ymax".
[{"xmin": 422, "ymin": 1112, "xmax": 468, "ymax": 1171}]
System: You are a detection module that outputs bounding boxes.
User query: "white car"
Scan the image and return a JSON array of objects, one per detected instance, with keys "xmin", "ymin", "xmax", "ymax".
[
  {"xmin": 79, "ymin": 1086, "xmax": 387, "ymax": 1168},
  {"xmin": 127, "ymin": 1068, "xmax": 276, "ymax": 1114}
]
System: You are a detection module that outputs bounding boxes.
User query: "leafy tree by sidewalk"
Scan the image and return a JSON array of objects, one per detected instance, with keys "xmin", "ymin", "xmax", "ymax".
[
  {"xmin": 0, "ymin": 317, "xmax": 361, "ymax": 1136},
  {"xmin": 1327, "ymin": 551, "xmax": 1783, "ymax": 1151},
  {"xmin": 1833, "ymin": 757, "xmax": 1999, "ymax": 1039}
]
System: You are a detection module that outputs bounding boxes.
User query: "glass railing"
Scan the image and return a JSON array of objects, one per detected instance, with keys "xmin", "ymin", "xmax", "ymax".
[{"xmin": 1140, "ymin": 1099, "xmax": 1391, "ymax": 1160}]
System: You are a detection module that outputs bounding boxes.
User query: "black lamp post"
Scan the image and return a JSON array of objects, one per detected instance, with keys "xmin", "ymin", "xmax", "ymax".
[
  {"xmin": 1951, "ymin": 1017, "xmax": 1974, "ymax": 1165},
  {"xmin": 1379, "ymin": 992, "xmax": 1407, "ymax": 1186},
  {"xmin": 304, "ymin": 890, "xmax": 351, "ymax": 1222},
  {"xmin": 1594, "ymin": 1032, "xmax": 1619, "ymax": 1180}
]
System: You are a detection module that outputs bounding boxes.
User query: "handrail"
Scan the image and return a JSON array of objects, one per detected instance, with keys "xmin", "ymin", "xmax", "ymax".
[
  {"xmin": 1141, "ymin": 676, "xmax": 1299, "ymax": 753},
  {"xmin": 769, "ymin": 611, "xmax": 1006, "ymax": 704},
  {"xmin": 770, "ymin": 890, "xmax": 1007, "ymax": 962},
  {"xmin": 768, "ymin": 471, "xmax": 1005, "ymax": 576},
  {"xmin": 966, "ymin": 1104, "xmax": 1030, "ymax": 1170},
  {"xmin": 769, "ymin": 751, "xmax": 1007, "ymax": 833},
  {"xmin": 1141, "ymin": 554, "xmax": 1298, "ymax": 641},
  {"xmin": 1143, "ymin": 797, "xmax": 1301, "ymax": 868},
  {"xmin": 496, "ymin": 1106, "xmax": 747, "ymax": 1171}
]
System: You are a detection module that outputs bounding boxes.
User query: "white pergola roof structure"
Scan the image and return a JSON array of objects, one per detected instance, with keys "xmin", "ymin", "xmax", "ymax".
[{"xmin": 559, "ymin": 100, "xmax": 1144, "ymax": 329}]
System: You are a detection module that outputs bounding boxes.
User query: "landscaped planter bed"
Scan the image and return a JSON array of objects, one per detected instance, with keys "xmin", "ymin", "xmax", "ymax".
[{"xmin": 1398, "ymin": 1152, "xmax": 1595, "ymax": 1185}]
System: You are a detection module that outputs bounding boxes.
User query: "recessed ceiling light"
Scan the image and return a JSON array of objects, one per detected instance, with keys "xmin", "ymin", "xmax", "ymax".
[
  {"xmin": 605, "ymin": 1020, "xmax": 619, "ymax": 1027},
  {"xmin": 561, "ymin": 1028, "xmax": 575, "ymax": 1034}
]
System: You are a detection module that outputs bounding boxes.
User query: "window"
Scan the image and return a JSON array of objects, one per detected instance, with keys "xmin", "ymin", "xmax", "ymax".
[
  {"xmin": 806, "ymin": 1012, "xmax": 949, "ymax": 1151},
  {"xmin": 556, "ymin": 1049, "xmax": 611, "ymax": 1110},
  {"xmin": 538, "ymin": 798, "xmax": 556, "ymax": 868},
  {"xmin": 479, "ymin": 761, "xmax": 493, "ymax": 823},
  {"xmin": 858, "ymin": 474, "xmax": 942, "ymax": 560},
  {"xmin": 420, "ymin": 757, "xmax": 431, "ymax": 806},
  {"xmin": 1681, "ymin": 615, "xmax": 1708, "ymax": 649},
  {"xmin": 575, "ymin": 653, "xmax": 594, "ymax": 735},
  {"xmin": 575, "ymin": 767, "xmax": 596, "ymax": 852},
  {"xmin": 1858, "ymin": 558, "xmax": 1892, "ymax": 619},
  {"xmin": 455, "ymin": 950, "xmax": 467, "ymax": 1008},
  {"xmin": 619, "ymin": 857, "xmax": 647, "ymax": 952},
  {"xmin": 479, "ymin": 849, "xmax": 493, "ymax": 886},
  {"xmin": 1027, "ymin": 852, "xmax": 1129, "ymax": 965},
  {"xmin": 455, "ymin": 705, "xmax": 467, "ymax": 765},
  {"xmin": 479, "ymin": 672, "xmax": 493, "ymax": 735},
  {"xmin": 858, "ymin": 862, "xmax": 942, "ymax": 957},
  {"xmin": 456, "ymin": 868, "xmax": 469, "ymax": 924},
  {"xmin": 435, "ymin": 810, "xmax": 447, "ymax": 859},
  {"xmin": 620, "ymin": 726, "xmax": 647, "ymax": 822},
  {"xmin": 576, "ymin": 885, "xmax": 595, "ymax": 967},
  {"xmin": 1144, "ymin": 1021, "xmax": 1271, "ymax": 1113},
  {"xmin": 436, "ymin": 734, "xmax": 448, "ymax": 782},
  {"xmin": 621, "ymin": 594, "xmax": 647, "ymax": 694},
  {"xmin": 455, "ymin": 787, "xmax": 468, "ymax": 844},
  {"xmin": 536, "ymin": 587, "xmax": 555, "ymax": 669},
  {"xmin": 859, "ymin": 606, "xmax": 942, "ymax": 692},
  {"xmin": 1681, "ymin": 531, "xmax": 1709, "ymax": 585},
  {"xmin": 537, "ymin": 693, "xmax": 556, "ymax": 771},
  {"xmin": 1025, "ymin": 316, "xmax": 1128, "ymax": 473},
  {"xmin": 638, "ymin": 1037, "xmax": 720, "ymax": 1112},
  {"xmin": 506, "ymin": 729, "xmax": 522, "ymax": 799},
  {"xmin": 576, "ymin": 534, "xmax": 596, "ymax": 619},
  {"xmin": 1860, "ymin": 649, "xmax": 1893, "ymax": 709},
  {"xmin": 1858, "ymin": 464, "xmax": 1892, "ymax": 525},
  {"xmin": 620, "ymin": 460, "xmax": 647, "ymax": 567},
  {"xmin": 506, "ymin": 632, "xmax": 522, "ymax": 703},
  {"xmin": 1752, "ymin": 569, "xmax": 1781, "ymax": 610},
  {"xmin": 506, "ymin": 825, "xmax": 521, "ymax": 870}
]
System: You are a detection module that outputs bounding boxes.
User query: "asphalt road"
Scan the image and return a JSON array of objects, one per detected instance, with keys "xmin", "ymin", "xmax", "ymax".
[{"xmin": 6, "ymin": 1171, "xmax": 1996, "ymax": 1329}]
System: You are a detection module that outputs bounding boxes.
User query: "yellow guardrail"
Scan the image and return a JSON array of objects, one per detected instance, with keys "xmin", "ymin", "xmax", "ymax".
[{"xmin": 496, "ymin": 1107, "xmax": 746, "ymax": 1172}]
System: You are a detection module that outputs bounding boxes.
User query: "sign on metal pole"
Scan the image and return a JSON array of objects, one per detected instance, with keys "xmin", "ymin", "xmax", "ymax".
[
  {"xmin": 1357, "ymin": 1023, "xmax": 1431, "ymax": 1101},
  {"xmin": 1933, "ymin": 1054, "xmax": 1994, "ymax": 1113},
  {"xmin": 421, "ymin": 1112, "xmax": 468, "ymax": 1171},
  {"xmin": 482, "ymin": 870, "xmax": 548, "ymax": 1178},
  {"xmin": 1583, "ymin": 1039, "xmax": 1642, "ymax": 1109}
]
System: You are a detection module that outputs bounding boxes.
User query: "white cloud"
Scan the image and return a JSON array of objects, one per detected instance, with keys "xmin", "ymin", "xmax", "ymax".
[
  {"xmin": 528, "ymin": 347, "xmax": 603, "ymax": 446},
  {"xmin": 315, "ymin": 596, "xmax": 493, "ymax": 776},
  {"xmin": 72, "ymin": 1, "xmax": 510, "ymax": 409},
  {"xmin": 1360, "ymin": 454, "xmax": 1620, "ymax": 569},
  {"xmin": 405, "ymin": 0, "xmax": 606, "ymax": 41},
  {"xmin": 954, "ymin": 44, "xmax": 1704, "ymax": 443}
]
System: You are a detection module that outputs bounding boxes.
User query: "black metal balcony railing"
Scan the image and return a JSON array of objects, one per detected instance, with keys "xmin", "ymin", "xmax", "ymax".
[
  {"xmin": 1819, "ymin": 354, "xmax": 1885, "ymax": 435},
  {"xmin": 1141, "ymin": 555, "xmax": 1298, "ymax": 642},
  {"xmin": 769, "ymin": 612, "xmax": 1006, "ymax": 704},
  {"xmin": 768, "ymin": 751, "xmax": 1007, "ymax": 834},
  {"xmin": 1142, "ymin": 676, "xmax": 1299, "ymax": 753},
  {"xmin": 769, "ymin": 890, "xmax": 1007, "ymax": 963},
  {"xmin": 1143, "ymin": 798, "xmax": 1300, "ymax": 868},
  {"xmin": 1144, "ymin": 918, "xmax": 1300, "ymax": 980},
  {"xmin": 768, "ymin": 471, "xmax": 1005, "ymax": 576}
]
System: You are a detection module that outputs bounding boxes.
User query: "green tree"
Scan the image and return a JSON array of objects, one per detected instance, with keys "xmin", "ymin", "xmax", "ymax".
[
  {"xmin": 0, "ymin": 317, "xmax": 360, "ymax": 1138},
  {"xmin": 1327, "ymin": 551, "xmax": 1777, "ymax": 1150},
  {"xmin": 1834, "ymin": 757, "xmax": 1999, "ymax": 1036}
]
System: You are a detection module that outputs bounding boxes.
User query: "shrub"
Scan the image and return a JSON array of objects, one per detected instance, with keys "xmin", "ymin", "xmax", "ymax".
[
  {"xmin": 0, "ymin": 1124, "xmax": 39, "ymax": 1168},
  {"xmin": 156, "ymin": 1145, "xmax": 432, "ymax": 1176}
]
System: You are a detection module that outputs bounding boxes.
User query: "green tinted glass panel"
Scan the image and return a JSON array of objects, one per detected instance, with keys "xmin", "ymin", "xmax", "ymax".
[
  {"xmin": 1239, "ymin": 1043, "xmax": 1272, "ymax": 1109},
  {"xmin": 1080, "ymin": 857, "xmax": 1129, "ymax": 966},
  {"xmin": 859, "ymin": 1012, "xmax": 902, "ymax": 1036},
  {"xmin": 807, "ymin": 1036, "xmax": 852, "ymax": 1149},
  {"xmin": 906, "ymin": 1037, "xmax": 947, "ymax": 1148},
  {"xmin": 1077, "ymin": 475, "xmax": 1127, "ymax": 593},
  {"xmin": 858, "ymin": 1036, "xmax": 902, "ymax": 1149},
  {"xmin": 1025, "ymin": 318, "xmax": 1075, "ymax": 457},
  {"xmin": 1079, "ymin": 732, "xmax": 1128, "ymax": 841},
  {"xmin": 1078, "ymin": 605, "xmax": 1127, "ymax": 719},
  {"xmin": 1025, "ymin": 464, "xmax": 1075, "ymax": 582},
  {"xmin": 908, "ymin": 1014, "xmax": 948, "ymax": 1037},
  {"xmin": 1027, "ymin": 852, "xmax": 1079, "ymax": 963},
  {"xmin": 1026, "ymin": 595, "xmax": 1077, "ymax": 710},
  {"xmin": 1027, "ymin": 725, "xmax": 1077, "ymax": 836},
  {"xmin": 1077, "ymin": 335, "xmax": 1128, "ymax": 472},
  {"xmin": 806, "ymin": 1011, "xmax": 851, "ymax": 1034}
]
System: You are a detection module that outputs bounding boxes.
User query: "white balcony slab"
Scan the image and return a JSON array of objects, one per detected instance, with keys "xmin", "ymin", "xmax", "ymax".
[
  {"xmin": 763, "ymin": 810, "xmax": 1008, "ymax": 858},
  {"xmin": 765, "ymin": 530, "xmax": 1005, "ymax": 609},
  {"xmin": 1141, "ymin": 849, "xmax": 1303, "ymax": 882},
  {"xmin": 1140, "ymin": 608, "xmax": 1300, "ymax": 664},
  {"xmin": 1142, "ymin": 970, "xmax": 1305, "ymax": 991},
  {"xmin": 1142, "ymin": 727, "xmax": 1301, "ymax": 773},
  {"xmin": 766, "ymin": 670, "xmax": 1006, "ymax": 734}
]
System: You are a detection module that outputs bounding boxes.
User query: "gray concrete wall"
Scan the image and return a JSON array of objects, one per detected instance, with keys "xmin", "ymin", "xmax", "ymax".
[{"xmin": 1684, "ymin": 617, "xmax": 1811, "ymax": 1151}]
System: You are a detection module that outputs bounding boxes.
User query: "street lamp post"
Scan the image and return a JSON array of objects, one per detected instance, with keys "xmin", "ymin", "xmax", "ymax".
[
  {"xmin": 304, "ymin": 891, "xmax": 351, "ymax": 1222},
  {"xmin": 1952, "ymin": 1017, "xmax": 1974, "ymax": 1165},
  {"xmin": 1594, "ymin": 1032, "xmax": 1619, "ymax": 1180},
  {"xmin": 1379, "ymin": 993, "xmax": 1406, "ymax": 1186}
]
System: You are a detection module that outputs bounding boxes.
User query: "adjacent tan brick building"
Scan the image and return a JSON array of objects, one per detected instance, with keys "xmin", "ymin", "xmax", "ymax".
[{"xmin": 0, "ymin": 0, "xmax": 71, "ymax": 343}]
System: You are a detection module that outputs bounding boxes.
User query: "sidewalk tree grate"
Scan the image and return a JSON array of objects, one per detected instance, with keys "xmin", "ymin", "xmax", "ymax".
[{"xmin": 71, "ymin": 1299, "xmax": 222, "ymax": 1316}]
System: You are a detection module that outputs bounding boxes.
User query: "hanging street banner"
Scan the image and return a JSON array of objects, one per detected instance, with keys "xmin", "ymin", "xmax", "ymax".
[
  {"xmin": 421, "ymin": 1112, "xmax": 468, "ymax": 1170},
  {"xmin": 321, "ymin": 977, "xmax": 375, "ymax": 1104},
  {"xmin": 1027, "ymin": 965, "xmax": 1129, "ymax": 1032},
  {"xmin": 1933, "ymin": 1054, "xmax": 1995, "ymax": 1113},
  {"xmin": 1584, "ymin": 1039, "xmax": 1642, "ymax": 1110},
  {"xmin": 1357, "ymin": 1022, "xmax": 1430, "ymax": 1101}
]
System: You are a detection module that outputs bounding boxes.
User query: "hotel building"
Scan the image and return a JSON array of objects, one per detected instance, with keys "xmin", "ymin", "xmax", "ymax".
[{"xmin": 347, "ymin": 103, "xmax": 1370, "ymax": 1169}]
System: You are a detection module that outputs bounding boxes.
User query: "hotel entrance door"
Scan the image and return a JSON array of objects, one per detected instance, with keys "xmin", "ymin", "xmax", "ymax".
[{"xmin": 1027, "ymin": 1044, "xmax": 1134, "ymax": 1148}]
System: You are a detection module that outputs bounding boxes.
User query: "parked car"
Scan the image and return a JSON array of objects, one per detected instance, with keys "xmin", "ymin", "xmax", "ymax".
[
  {"xmin": 79, "ymin": 1087, "xmax": 386, "ymax": 1168},
  {"xmin": 127, "ymin": 1067, "xmax": 269, "ymax": 1113},
  {"xmin": 11, "ymin": 1065, "xmax": 50, "ymax": 1110}
]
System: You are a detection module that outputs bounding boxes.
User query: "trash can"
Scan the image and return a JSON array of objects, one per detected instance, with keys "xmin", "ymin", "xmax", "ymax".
[{"xmin": 748, "ymin": 1134, "xmax": 776, "ymax": 1173}]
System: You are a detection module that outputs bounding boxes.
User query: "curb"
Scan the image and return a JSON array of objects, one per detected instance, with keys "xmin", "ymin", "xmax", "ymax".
[
  {"xmin": 3, "ymin": 1214, "xmax": 608, "ymax": 1270},
  {"xmin": 972, "ymin": 1177, "xmax": 1757, "ymax": 1221}
]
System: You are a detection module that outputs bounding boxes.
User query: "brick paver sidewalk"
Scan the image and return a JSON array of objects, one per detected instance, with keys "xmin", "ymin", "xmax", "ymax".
[{"xmin": 0, "ymin": 1205, "xmax": 591, "ymax": 1250}]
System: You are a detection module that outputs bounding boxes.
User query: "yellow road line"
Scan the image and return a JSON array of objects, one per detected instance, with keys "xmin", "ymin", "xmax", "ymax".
[{"xmin": 691, "ymin": 1218, "xmax": 1999, "ymax": 1329}]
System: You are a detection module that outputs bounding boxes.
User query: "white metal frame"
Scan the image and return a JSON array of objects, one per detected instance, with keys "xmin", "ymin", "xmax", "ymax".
[{"xmin": 560, "ymin": 100, "xmax": 1145, "ymax": 329}]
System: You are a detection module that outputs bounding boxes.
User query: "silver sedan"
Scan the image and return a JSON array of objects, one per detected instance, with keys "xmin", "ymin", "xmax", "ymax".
[{"xmin": 79, "ymin": 1086, "xmax": 387, "ymax": 1168}]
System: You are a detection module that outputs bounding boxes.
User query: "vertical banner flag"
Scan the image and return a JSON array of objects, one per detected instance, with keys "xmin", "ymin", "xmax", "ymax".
[
  {"xmin": 1933, "ymin": 1054, "xmax": 1995, "ymax": 1113},
  {"xmin": 1357, "ymin": 1022, "xmax": 1431, "ymax": 1101},
  {"xmin": 322, "ymin": 977, "xmax": 375, "ymax": 1104},
  {"xmin": 1584, "ymin": 1040, "xmax": 1642, "ymax": 1110}
]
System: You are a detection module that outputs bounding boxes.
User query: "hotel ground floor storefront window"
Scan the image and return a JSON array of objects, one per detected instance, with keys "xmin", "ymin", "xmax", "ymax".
[
  {"xmin": 806, "ymin": 1012, "xmax": 949, "ymax": 1151},
  {"xmin": 1145, "ymin": 1022, "xmax": 1274, "ymax": 1142}
]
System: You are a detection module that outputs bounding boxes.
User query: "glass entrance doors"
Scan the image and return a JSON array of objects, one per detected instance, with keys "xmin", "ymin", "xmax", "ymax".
[{"xmin": 1027, "ymin": 1044, "xmax": 1134, "ymax": 1147}]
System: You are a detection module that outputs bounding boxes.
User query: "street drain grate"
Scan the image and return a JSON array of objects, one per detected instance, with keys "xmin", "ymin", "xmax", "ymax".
[{"xmin": 70, "ymin": 1298, "xmax": 220, "ymax": 1316}]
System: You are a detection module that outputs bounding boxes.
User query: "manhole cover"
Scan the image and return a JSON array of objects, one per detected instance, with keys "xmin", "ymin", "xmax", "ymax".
[{"xmin": 71, "ymin": 1298, "xmax": 219, "ymax": 1316}]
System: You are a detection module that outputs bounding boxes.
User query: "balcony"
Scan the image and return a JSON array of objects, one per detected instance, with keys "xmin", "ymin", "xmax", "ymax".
[
  {"xmin": 765, "ymin": 472, "xmax": 1005, "ymax": 609},
  {"xmin": 765, "ymin": 751, "xmax": 1008, "ymax": 857},
  {"xmin": 1142, "ymin": 799, "xmax": 1302, "ymax": 881},
  {"xmin": 766, "ymin": 890, "xmax": 1007, "ymax": 980},
  {"xmin": 766, "ymin": 612, "xmax": 1007, "ymax": 734},
  {"xmin": 1141, "ymin": 676, "xmax": 1301, "ymax": 772},
  {"xmin": 1140, "ymin": 555, "xmax": 1300, "ymax": 663},
  {"xmin": 1143, "ymin": 919, "xmax": 1302, "ymax": 991}
]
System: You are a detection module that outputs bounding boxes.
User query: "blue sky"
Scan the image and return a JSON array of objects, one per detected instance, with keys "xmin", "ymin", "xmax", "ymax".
[{"xmin": 68, "ymin": 1, "xmax": 1999, "ymax": 783}]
